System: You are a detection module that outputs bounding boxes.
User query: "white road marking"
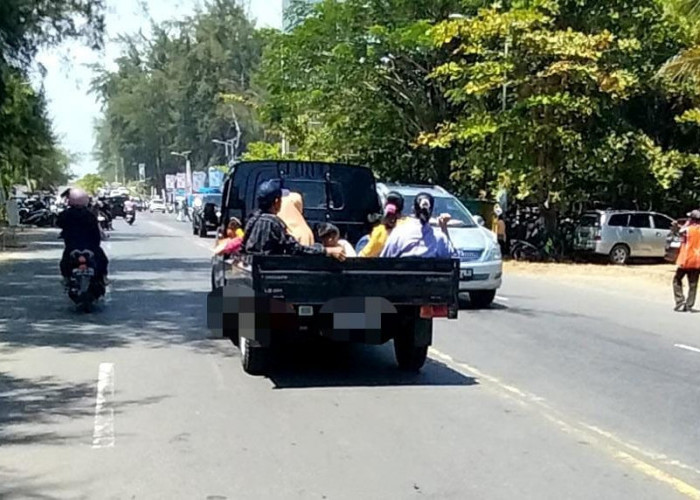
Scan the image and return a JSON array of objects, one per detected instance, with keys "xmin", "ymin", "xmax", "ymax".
[
  {"xmin": 495, "ymin": 295, "xmax": 509, "ymax": 302},
  {"xmin": 92, "ymin": 363, "xmax": 115, "ymax": 448},
  {"xmin": 428, "ymin": 347, "xmax": 700, "ymax": 498},
  {"xmin": 146, "ymin": 220, "xmax": 179, "ymax": 234},
  {"xmin": 674, "ymin": 344, "xmax": 700, "ymax": 354}
]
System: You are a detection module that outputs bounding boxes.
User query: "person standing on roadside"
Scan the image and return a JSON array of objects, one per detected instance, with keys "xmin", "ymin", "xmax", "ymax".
[
  {"xmin": 494, "ymin": 206, "xmax": 507, "ymax": 256},
  {"xmin": 673, "ymin": 210, "xmax": 700, "ymax": 312}
]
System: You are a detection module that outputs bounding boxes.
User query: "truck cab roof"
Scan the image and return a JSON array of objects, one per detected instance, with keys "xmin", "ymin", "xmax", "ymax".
[{"xmin": 222, "ymin": 161, "xmax": 381, "ymax": 243}]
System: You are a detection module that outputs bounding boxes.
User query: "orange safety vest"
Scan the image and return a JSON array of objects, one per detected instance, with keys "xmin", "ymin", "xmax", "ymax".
[{"xmin": 677, "ymin": 225, "xmax": 700, "ymax": 269}]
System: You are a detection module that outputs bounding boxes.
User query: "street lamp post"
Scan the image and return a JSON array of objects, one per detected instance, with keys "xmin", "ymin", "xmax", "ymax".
[
  {"xmin": 170, "ymin": 151, "xmax": 192, "ymax": 194},
  {"xmin": 212, "ymin": 140, "xmax": 230, "ymax": 160}
]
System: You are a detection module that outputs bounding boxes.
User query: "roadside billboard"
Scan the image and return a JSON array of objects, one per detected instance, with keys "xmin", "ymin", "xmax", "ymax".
[
  {"xmin": 208, "ymin": 167, "xmax": 224, "ymax": 189},
  {"xmin": 175, "ymin": 173, "xmax": 187, "ymax": 189},
  {"xmin": 192, "ymin": 171, "xmax": 207, "ymax": 192}
]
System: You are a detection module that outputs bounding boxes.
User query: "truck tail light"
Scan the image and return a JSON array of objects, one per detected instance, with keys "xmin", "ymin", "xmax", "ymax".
[{"xmin": 420, "ymin": 305, "xmax": 448, "ymax": 319}]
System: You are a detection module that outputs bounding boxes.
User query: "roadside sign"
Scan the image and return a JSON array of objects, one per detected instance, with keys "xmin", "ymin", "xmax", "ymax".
[
  {"xmin": 138, "ymin": 163, "xmax": 146, "ymax": 182},
  {"xmin": 176, "ymin": 173, "xmax": 186, "ymax": 189},
  {"xmin": 192, "ymin": 171, "xmax": 207, "ymax": 192},
  {"xmin": 208, "ymin": 167, "xmax": 224, "ymax": 189},
  {"xmin": 165, "ymin": 175, "xmax": 176, "ymax": 190}
]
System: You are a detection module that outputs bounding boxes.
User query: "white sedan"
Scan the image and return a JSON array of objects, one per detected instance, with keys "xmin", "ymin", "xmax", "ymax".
[{"xmin": 149, "ymin": 198, "xmax": 166, "ymax": 213}]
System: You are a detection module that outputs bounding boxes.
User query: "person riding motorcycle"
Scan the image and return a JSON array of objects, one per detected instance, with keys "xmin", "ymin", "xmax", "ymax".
[
  {"xmin": 124, "ymin": 198, "xmax": 136, "ymax": 222},
  {"xmin": 57, "ymin": 188, "xmax": 109, "ymax": 286}
]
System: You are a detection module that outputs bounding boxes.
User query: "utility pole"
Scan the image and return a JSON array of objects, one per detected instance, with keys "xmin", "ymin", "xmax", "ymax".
[{"xmin": 495, "ymin": 36, "xmax": 511, "ymax": 192}]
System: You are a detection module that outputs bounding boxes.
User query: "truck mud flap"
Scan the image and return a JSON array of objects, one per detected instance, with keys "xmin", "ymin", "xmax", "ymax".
[{"xmin": 207, "ymin": 285, "xmax": 294, "ymax": 347}]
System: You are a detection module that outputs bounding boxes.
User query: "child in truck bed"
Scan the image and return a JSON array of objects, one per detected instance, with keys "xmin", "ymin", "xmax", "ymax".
[
  {"xmin": 317, "ymin": 223, "xmax": 356, "ymax": 257},
  {"xmin": 214, "ymin": 218, "xmax": 244, "ymax": 256}
]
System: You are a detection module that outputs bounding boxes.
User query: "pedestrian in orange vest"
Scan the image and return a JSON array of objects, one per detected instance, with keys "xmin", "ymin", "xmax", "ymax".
[{"xmin": 674, "ymin": 210, "xmax": 700, "ymax": 312}]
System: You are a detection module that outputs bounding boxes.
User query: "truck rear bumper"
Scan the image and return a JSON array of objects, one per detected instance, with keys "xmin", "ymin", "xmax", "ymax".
[{"xmin": 208, "ymin": 289, "xmax": 444, "ymax": 348}]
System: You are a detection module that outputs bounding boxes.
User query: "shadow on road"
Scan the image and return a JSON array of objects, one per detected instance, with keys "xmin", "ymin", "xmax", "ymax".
[
  {"xmin": 459, "ymin": 301, "xmax": 594, "ymax": 320},
  {"xmin": 267, "ymin": 341, "xmax": 478, "ymax": 389},
  {"xmin": 0, "ymin": 371, "xmax": 168, "ymax": 449},
  {"xmin": 0, "ymin": 253, "xmax": 224, "ymax": 356}
]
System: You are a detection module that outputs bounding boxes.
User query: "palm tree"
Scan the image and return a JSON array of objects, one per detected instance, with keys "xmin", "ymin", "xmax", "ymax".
[{"xmin": 659, "ymin": 0, "xmax": 700, "ymax": 81}]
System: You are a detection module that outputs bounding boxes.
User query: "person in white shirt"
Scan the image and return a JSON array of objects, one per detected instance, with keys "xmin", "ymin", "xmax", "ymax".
[{"xmin": 317, "ymin": 223, "xmax": 356, "ymax": 257}]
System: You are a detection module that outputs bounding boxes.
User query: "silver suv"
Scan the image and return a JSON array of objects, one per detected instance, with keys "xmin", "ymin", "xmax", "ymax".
[{"xmin": 574, "ymin": 210, "xmax": 674, "ymax": 264}]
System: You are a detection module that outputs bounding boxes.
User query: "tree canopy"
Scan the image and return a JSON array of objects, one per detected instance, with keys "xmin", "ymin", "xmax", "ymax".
[
  {"xmin": 0, "ymin": 0, "xmax": 104, "ymax": 199},
  {"xmin": 90, "ymin": 0, "xmax": 700, "ymax": 215},
  {"xmin": 254, "ymin": 0, "xmax": 700, "ymax": 214},
  {"xmin": 90, "ymin": 0, "xmax": 265, "ymax": 188}
]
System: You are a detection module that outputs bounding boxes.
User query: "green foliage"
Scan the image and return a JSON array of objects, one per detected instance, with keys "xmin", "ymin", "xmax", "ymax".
[
  {"xmin": 241, "ymin": 142, "xmax": 286, "ymax": 161},
  {"xmin": 416, "ymin": 0, "xmax": 699, "ymax": 212},
  {"xmin": 256, "ymin": 0, "xmax": 466, "ymax": 185},
  {"xmin": 91, "ymin": 1, "xmax": 265, "ymax": 188},
  {"xmin": 75, "ymin": 173, "xmax": 106, "ymax": 195},
  {"xmin": 0, "ymin": 68, "xmax": 71, "ymax": 196},
  {"xmin": 0, "ymin": 0, "xmax": 105, "ymax": 199}
]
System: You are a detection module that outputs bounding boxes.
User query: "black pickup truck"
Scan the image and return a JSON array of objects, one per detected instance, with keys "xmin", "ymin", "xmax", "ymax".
[{"xmin": 208, "ymin": 161, "xmax": 459, "ymax": 375}]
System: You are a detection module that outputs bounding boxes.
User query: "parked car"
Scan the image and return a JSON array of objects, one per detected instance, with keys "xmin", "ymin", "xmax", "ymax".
[
  {"xmin": 574, "ymin": 210, "xmax": 674, "ymax": 264},
  {"xmin": 192, "ymin": 193, "xmax": 222, "ymax": 237},
  {"xmin": 664, "ymin": 218, "xmax": 687, "ymax": 263},
  {"xmin": 149, "ymin": 198, "xmax": 166, "ymax": 213},
  {"xmin": 376, "ymin": 183, "xmax": 502, "ymax": 308}
]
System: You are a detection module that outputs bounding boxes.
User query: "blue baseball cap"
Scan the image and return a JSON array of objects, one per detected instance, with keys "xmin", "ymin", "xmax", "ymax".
[{"xmin": 257, "ymin": 179, "xmax": 283, "ymax": 210}]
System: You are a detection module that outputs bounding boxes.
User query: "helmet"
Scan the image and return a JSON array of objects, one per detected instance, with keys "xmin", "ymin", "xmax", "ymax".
[{"xmin": 68, "ymin": 188, "xmax": 89, "ymax": 207}]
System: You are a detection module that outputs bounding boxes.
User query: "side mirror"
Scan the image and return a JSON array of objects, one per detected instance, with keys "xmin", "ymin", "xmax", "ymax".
[{"xmin": 474, "ymin": 215, "xmax": 485, "ymax": 227}]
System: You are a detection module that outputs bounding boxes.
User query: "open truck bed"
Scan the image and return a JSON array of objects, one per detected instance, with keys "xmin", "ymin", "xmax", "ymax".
[
  {"xmin": 209, "ymin": 255, "xmax": 459, "ymax": 375},
  {"xmin": 208, "ymin": 160, "xmax": 460, "ymax": 375}
]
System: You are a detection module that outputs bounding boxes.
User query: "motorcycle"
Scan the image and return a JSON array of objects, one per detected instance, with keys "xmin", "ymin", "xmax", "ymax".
[
  {"xmin": 66, "ymin": 249, "xmax": 105, "ymax": 312},
  {"xmin": 22, "ymin": 207, "xmax": 54, "ymax": 227},
  {"xmin": 125, "ymin": 208, "xmax": 135, "ymax": 225},
  {"xmin": 97, "ymin": 209, "xmax": 113, "ymax": 231}
]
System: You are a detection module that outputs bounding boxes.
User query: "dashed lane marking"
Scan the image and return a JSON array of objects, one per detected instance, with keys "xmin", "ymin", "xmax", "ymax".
[
  {"xmin": 675, "ymin": 344, "xmax": 700, "ymax": 354},
  {"xmin": 428, "ymin": 347, "xmax": 700, "ymax": 499},
  {"xmin": 92, "ymin": 363, "xmax": 115, "ymax": 448}
]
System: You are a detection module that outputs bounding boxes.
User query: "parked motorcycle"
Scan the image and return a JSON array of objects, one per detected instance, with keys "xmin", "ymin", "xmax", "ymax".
[
  {"xmin": 21, "ymin": 207, "xmax": 54, "ymax": 227},
  {"xmin": 66, "ymin": 249, "xmax": 105, "ymax": 312}
]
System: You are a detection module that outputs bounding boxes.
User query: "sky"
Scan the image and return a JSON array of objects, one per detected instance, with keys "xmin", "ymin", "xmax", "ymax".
[{"xmin": 34, "ymin": 0, "xmax": 283, "ymax": 179}]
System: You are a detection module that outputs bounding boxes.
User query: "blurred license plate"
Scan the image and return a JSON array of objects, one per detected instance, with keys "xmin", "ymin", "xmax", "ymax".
[
  {"xmin": 73, "ymin": 268, "xmax": 94, "ymax": 276},
  {"xmin": 460, "ymin": 269, "xmax": 473, "ymax": 280}
]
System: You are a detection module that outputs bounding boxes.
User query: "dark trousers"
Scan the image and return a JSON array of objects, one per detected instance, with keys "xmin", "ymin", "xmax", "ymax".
[
  {"xmin": 498, "ymin": 238, "xmax": 508, "ymax": 257},
  {"xmin": 673, "ymin": 268, "xmax": 700, "ymax": 309}
]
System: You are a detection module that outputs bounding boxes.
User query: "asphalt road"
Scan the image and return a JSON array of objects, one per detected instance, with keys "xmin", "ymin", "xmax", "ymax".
[{"xmin": 1, "ymin": 212, "xmax": 700, "ymax": 499}]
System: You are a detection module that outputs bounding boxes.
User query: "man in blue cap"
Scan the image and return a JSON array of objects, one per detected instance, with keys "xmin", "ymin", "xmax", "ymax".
[{"xmin": 243, "ymin": 179, "xmax": 346, "ymax": 260}]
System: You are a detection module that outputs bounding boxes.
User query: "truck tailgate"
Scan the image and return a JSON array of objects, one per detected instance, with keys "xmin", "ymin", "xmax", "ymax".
[{"xmin": 251, "ymin": 256, "xmax": 459, "ymax": 306}]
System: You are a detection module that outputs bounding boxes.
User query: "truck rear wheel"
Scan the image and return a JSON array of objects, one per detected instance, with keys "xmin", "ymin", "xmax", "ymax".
[
  {"xmin": 239, "ymin": 334, "xmax": 270, "ymax": 375},
  {"xmin": 394, "ymin": 317, "xmax": 431, "ymax": 372}
]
